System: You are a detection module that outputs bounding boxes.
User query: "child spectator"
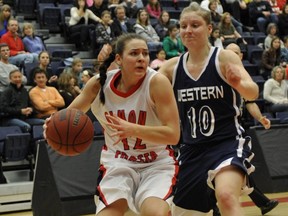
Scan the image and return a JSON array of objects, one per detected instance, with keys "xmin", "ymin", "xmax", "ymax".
[
  {"xmin": 150, "ymin": 48, "xmax": 166, "ymax": 71},
  {"xmin": 209, "ymin": 26, "xmax": 224, "ymax": 49}
]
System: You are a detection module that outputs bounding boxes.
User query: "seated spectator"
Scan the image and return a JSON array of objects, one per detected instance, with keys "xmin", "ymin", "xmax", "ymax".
[
  {"xmin": 57, "ymin": 72, "xmax": 79, "ymax": 108},
  {"xmin": 29, "ymin": 68, "xmax": 65, "ymax": 119},
  {"xmin": 263, "ymin": 66, "xmax": 288, "ymax": 112},
  {"xmin": 0, "ymin": 69, "xmax": 45, "ymax": 132},
  {"xmin": 29, "ymin": 51, "xmax": 58, "ymax": 87},
  {"xmin": 162, "ymin": 24, "xmax": 185, "ymax": 59},
  {"xmin": 281, "ymin": 36, "xmax": 288, "ymax": 63},
  {"xmin": 120, "ymin": 0, "xmax": 138, "ymax": 18},
  {"xmin": 69, "ymin": 0, "xmax": 102, "ymax": 50},
  {"xmin": 108, "ymin": 0, "xmax": 121, "ymax": 18},
  {"xmin": 248, "ymin": 0, "xmax": 278, "ymax": 33},
  {"xmin": 261, "ymin": 36, "xmax": 281, "ymax": 79},
  {"xmin": 146, "ymin": 0, "xmax": 162, "ymax": 19},
  {"xmin": 89, "ymin": 0, "xmax": 109, "ymax": 20},
  {"xmin": 0, "ymin": 43, "xmax": 27, "ymax": 92},
  {"xmin": 80, "ymin": 69, "xmax": 94, "ymax": 89},
  {"xmin": 0, "ymin": 4, "xmax": 12, "ymax": 37},
  {"xmin": 209, "ymin": 26, "xmax": 224, "ymax": 49},
  {"xmin": 150, "ymin": 48, "xmax": 166, "ymax": 71},
  {"xmin": 154, "ymin": 11, "xmax": 171, "ymax": 41},
  {"xmin": 264, "ymin": 23, "xmax": 283, "ymax": 50},
  {"xmin": 134, "ymin": 9, "xmax": 162, "ymax": 51},
  {"xmin": 218, "ymin": 12, "xmax": 246, "ymax": 48},
  {"xmin": 64, "ymin": 57, "xmax": 84, "ymax": 88},
  {"xmin": 22, "ymin": 23, "xmax": 46, "ymax": 55},
  {"xmin": 0, "ymin": 18, "xmax": 38, "ymax": 68},
  {"xmin": 111, "ymin": 5, "xmax": 134, "ymax": 37},
  {"xmin": 277, "ymin": 4, "xmax": 288, "ymax": 40},
  {"xmin": 95, "ymin": 10, "xmax": 116, "ymax": 55},
  {"xmin": 267, "ymin": 0, "xmax": 284, "ymax": 15}
]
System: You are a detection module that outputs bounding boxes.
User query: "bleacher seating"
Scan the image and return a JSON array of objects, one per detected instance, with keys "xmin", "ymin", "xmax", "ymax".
[{"xmin": 275, "ymin": 112, "xmax": 288, "ymax": 124}]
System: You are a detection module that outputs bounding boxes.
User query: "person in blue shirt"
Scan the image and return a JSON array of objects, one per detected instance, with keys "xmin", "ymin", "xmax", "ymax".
[{"xmin": 22, "ymin": 23, "xmax": 46, "ymax": 55}]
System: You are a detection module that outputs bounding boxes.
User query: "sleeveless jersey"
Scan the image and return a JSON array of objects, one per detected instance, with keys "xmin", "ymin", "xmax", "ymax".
[
  {"xmin": 172, "ymin": 47, "xmax": 243, "ymax": 146},
  {"xmin": 91, "ymin": 68, "xmax": 174, "ymax": 166}
]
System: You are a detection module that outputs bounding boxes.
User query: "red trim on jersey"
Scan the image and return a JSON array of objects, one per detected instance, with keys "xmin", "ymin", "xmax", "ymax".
[
  {"xmin": 163, "ymin": 147, "xmax": 179, "ymax": 200},
  {"xmin": 110, "ymin": 71, "xmax": 146, "ymax": 98},
  {"xmin": 97, "ymin": 165, "xmax": 109, "ymax": 206}
]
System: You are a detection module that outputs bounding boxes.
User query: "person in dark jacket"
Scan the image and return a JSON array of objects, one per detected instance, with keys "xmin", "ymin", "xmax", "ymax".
[
  {"xmin": 110, "ymin": 5, "xmax": 134, "ymax": 37},
  {"xmin": 248, "ymin": 0, "xmax": 278, "ymax": 33},
  {"xmin": 0, "ymin": 69, "xmax": 45, "ymax": 133}
]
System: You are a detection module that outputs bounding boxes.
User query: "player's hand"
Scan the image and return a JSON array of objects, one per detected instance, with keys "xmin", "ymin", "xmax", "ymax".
[
  {"xmin": 43, "ymin": 116, "xmax": 52, "ymax": 139},
  {"xmin": 105, "ymin": 113, "xmax": 133, "ymax": 145},
  {"xmin": 259, "ymin": 116, "xmax": 271, "ymax": 129},
  {"xmin": 225, "ymin": 63, "xmax": 241, "ymax": 88}
]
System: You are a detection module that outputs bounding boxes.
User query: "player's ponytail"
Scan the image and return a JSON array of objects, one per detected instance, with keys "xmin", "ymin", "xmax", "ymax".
[{"xmin": 99, "ymin": 51, "xmax": 115, "ymax": 104}]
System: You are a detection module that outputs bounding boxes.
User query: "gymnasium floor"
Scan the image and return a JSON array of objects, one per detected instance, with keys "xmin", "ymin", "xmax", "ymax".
[{"xmin": 1, "ymin": 192, "xmax": 287, "ymax": 216}]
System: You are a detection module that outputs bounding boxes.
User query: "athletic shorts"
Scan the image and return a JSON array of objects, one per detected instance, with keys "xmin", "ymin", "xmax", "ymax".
[
  {"xmin": 173, "ymin": 136, "xmax": 254, "ymax": 212},
  {"xmin": 95, "ymin": 159, "xmax": 178, "ymax": 214}
]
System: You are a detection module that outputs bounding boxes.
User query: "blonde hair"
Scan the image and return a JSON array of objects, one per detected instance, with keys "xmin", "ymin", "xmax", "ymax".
[
  {"xmin": 22, "ymin": 22, "xmax": 34, "ymax": 37},
  {"xmin": 271, "ymin": 66, "xmax": 286, "ymax": 80},
  {"xmin": 180, "ymin": 2, "xmax": 211, "ymax": 25}
]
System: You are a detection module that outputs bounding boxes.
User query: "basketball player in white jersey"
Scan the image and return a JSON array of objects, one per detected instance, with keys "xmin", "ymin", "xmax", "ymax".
[{"xmin": 45, "ymin": 33, "xmax": 180, "ymax": 216}]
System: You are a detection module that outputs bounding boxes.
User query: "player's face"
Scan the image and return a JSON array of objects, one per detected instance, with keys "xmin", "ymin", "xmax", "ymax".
[
  {"xmin": 117, "ymin": 39, "xmax": 149, "ymax": 79},
  {"xmin": 180, "ymin": 12, "xmax": 212, "ymax": 48}
]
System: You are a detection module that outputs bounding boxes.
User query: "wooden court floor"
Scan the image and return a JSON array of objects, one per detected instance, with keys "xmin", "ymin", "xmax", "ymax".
[{"xmin": 1, "ymin": 192, "xmax": 287, "ymax": 216}]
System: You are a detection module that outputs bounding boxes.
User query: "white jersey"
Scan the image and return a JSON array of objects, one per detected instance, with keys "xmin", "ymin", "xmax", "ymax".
[{"xmin": 91, "ymin": 68, "xmax": 175, "ymax": 167}]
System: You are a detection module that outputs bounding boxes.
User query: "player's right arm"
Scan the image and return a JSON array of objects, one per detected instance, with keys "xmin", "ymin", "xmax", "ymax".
[
  {"xmin": 158, "ymin": 57, "xmax": 179, "ymax": 83},
  {"xmin": 68, "ymin": 76, "xmax": 101, "ymax": 113}
]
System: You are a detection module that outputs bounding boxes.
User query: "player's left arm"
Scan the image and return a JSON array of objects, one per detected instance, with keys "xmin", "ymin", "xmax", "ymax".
[{"xmin": 219, "ymin": 49, "xmax": 259, "ymax": 101}]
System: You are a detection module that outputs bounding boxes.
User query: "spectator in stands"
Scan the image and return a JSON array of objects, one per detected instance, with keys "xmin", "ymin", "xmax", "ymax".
[
  {"xmin": 108, "ymin": 0, "xmax": 121, "ymax": 18},
  {"xmin": 150, "ymin": 48, "xmax": 166, "ymax": 71},
  {"xmin": 248, "ymin": 0, "xmax": 278, "ymax": 33},
  {"xmin": 80, "ymin": 69, "xmax": 94, "ymax": 88},
  {"xmin": 95, "ymin": 10, "xmax": 116, "ymax": 57},
  {"xmin": 0, "ymin": 4, "xmax": 12, "ymax": 37},
  {"xmin": 134, "ymin": 9, "xmax": 162, "ymax": 51},
  {"xmin": 208, "ymin": 0, "xmax": 251, "ymax": 34},
  {"xmin": 120, "ymin": 0, "xmax": 138, "ymax": 18},
  {"xmin": 69, "ymin": 0, "xmax": 102, "ymax": 50},
  {"xmin": 267, "ymin": 0, "xmax": 284, "ymax": 15},
  {"xmin": 89, "ymin": 0, "xmax": 109, "ymax": 21},
  {"xmin": 261, "ymin": 36, "xmax": 282, "ymax": 79},
  {"xmin": 264, "ymin": 23, "xmax": 283, "ymax": 50},
  {"xmin": 218, "ymin": 12, "xmax": 246, "ymax": 47},
  {"xmin": 209, "ymin": 25, "xmax": 224, "ymax": 48},
  {"xmin": 57, "ymin": 72, "xmax": 79, "ymax": 108},
  {"xmin": 111, "ymin": 5, "xmax": 134, "ymax": 37},
  {"xmin": 281, "ymin": 36, "xmax": 288, "ymax": 63},
  {"xmin": 146, "ymin": 0, "xmax": 162, "ymax": 19},
  {"xmin": 278, "ymin": 4, "xmax": 288, "ymax": 40},
  {"xmin": 0, "ymin": 69, "xmax": 45, "ymax": 132},
  {"xmin": 29, "ymin": 68, "xmax": 65, "ymax": 119},
  {"xmin": 223, "ymin": 0, "xmax": 247, "ymax": 22},
  {"xmin": 64, "ymin": 57, "xmax": 83, "ymax": 88},
  {"xmin": 22, "ymin": 23, "xmax": 46, "ymax": 55},
  {"xmin": 263, "ymin": 65, "xmax": 288, "ymax": 112},
  {"xmin": 29, "ymin": 51, "xmax": 58, "ymax": 87},
  {"xmin": 0, "ymin": 18, "xmax": 38, "ymax": 67},
  {"xmin": 0, "ymin": 43, "xmax": 27, "ymax": 92},
  {"xmin": 154, "ymin": 10, "xmax": 172, "ymax": 41},
  {"xmin": 162, "ymin": 24, "xmax": 185, "ymax": 59}
]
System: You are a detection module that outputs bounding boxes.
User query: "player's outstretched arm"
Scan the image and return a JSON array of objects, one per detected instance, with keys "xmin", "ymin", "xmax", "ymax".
[
  {"xmin": 219, "ymin": 50, "xmax": 259, "ymax": 101},
  {"xmin": 68, "ymin": 76, "xmax": 101, "ymax": 113},
  {"xmin": 246, "ymin": 102, "xmax": 271, "ymax": 129}
]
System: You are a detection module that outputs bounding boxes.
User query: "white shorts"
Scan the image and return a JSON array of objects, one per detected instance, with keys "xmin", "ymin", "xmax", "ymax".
[{"xmin": 95, "ymin": 161, "xmax": 178, "ymax": 214}]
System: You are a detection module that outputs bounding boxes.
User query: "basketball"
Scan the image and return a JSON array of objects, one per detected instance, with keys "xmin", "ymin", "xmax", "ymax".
[{"xmin": 46, "ymin": 108, "xmax": 94, "ymax": 156}]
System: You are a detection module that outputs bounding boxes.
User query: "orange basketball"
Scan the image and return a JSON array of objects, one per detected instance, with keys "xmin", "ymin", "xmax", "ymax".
[{"xmin": 46, "ymin": 108, "xmax": 94, "ymax": 156}]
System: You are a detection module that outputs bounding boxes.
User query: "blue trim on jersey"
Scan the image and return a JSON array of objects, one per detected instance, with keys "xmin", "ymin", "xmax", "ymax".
[{"xmin": 173, "ymin": 47, "xmax": 242, "ymax": 146}]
